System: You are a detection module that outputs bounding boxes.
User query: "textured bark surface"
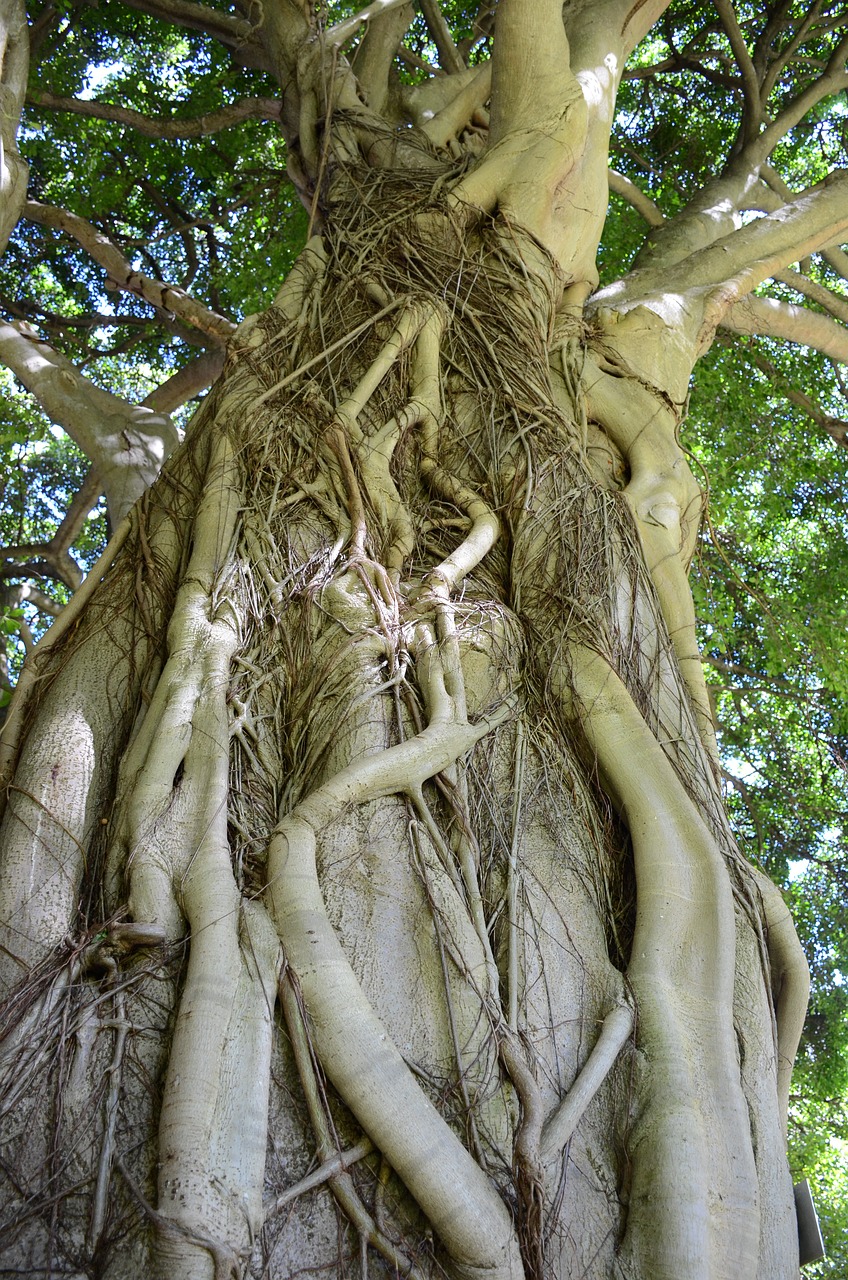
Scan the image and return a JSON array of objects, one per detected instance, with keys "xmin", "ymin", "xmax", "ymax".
[{"xmin": 0, "ymin": 3, "xmax": 821, "ymax": 1277}]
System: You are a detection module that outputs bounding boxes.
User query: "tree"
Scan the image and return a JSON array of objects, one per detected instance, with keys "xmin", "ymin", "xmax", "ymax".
[{"xmin": 1, "ymin": 1, "xmax": 847, "ymax": 1277}]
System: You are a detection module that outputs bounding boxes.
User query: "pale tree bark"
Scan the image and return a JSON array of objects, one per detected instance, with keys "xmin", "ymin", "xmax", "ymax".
[
  {"xmin": 0, "ymin": 3, "xmax": 840, "ymax": 1279},
  {"xmin": 0, "ymin": 321, "xmax": 178, "ymax": 521},
  {"xmin": 0, "ymin": 0, "xmax": 27, "ymax": 255}
]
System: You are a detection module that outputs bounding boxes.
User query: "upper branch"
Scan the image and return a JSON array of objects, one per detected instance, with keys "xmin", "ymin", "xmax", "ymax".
[
  {"xmin": 749, "ymin": 28, "xmax": 848, "ymax": 166},
  {"xmin": 773, "ymin": 268, "xmax": 848, "ymax": 328},
  {"xmin": 119, "ymin": 0, "xmax": 262, "ymax": 53},
  {"xmin": 0, "ymin": 0, "xmax": 29, "ymax": 255},
  {"xmin": 718, "ymin": 336, "xmax": 848, "ymax": 449},
  {"xmin": 0, "ymin": 322, "xmax": 177, "ymax": 520},
  {"xmin": 24, "ymin": 200, "xmax": 237, "ymax": 342},
  {"xmin": 608, "ymin": 169, "xmax": 664, "ymax": 227},
  {"xmin": 26, "ymin": 90, "xmax": 282, "ymax": 138},
  {"xmin": 418, "ymin": 0, "xmax": 465, "ymax": 74},
  {"xmin": 325, "ymin": 0, "xmax": 412, "ymax": 49},
  {"xmin": 720, "ymin": 294, "xmax": 848, "ymax": 366},
  {"xmin": 714, "ymin": 0, "xmax": 762, "ymax": 143}
]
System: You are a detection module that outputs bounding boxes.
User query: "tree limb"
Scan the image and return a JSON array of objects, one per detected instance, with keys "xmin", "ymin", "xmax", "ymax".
[
  {"xmin": 24, "ymin": 200, "xmax": 237, "ymax": 342},
  {"xmin": 714, "ymin": 0, "xmax": 762, "ymax": 143},
  {"xmin": 324, "ymin": 0, "xmax": 413, "ymax": 49},
  {"xmin": 26, "ymin": 90, "xmax": 282, "ymax": 138},
  {"xmin": 721, "ymin": 338, "xmax": 848, "ymax": 449},
  {"xmin": 773, "ymin": 268, "xmax": 848, "ymax": 327},
  {"xmin": 351, "ymin": 0, "xmax": 413, "ymax": 116},
  {"xmin": 0, "ymin": 323, "xmax": 177, "ymax": 521},
  {"xmin": 0, "ymin": 0, "xmax": 29, "ymax": 255},
  {"xmin": 141, "ymin": 348, "xmax": 224, "ymax": 413},
  {"xmin": 118, "ymin": 0, "xmax": 259, "ymax": 51},
  {"xmin": 750, "ymin": 29, "xmax": 848, "ymax": 165},
  {"xmin": 608, "ymin": 168, "xmax": 664, "ymax": 227},
  {"xmin": 720, "ymin": 294, "xmax": 848, "ymax": 366},
  {"xmin": 419, "ymin": 0, "xmax": 465, "ymax": 74},
  {"xmin": 663, "ymin": 172, "xmax": 848, "ymax": 305},
  {"xmin": 0, "ymin": 582, "xmax": 63, "ymax": 617},
  {"xmin": 0, "ymin": 465, "xmax": 104, "ymax": 592},
  {"xmin": 822, "ymin": 244, "xmax": 848, "ymax": 283}
]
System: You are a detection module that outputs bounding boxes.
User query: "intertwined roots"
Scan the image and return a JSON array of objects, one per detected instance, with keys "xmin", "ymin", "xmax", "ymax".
[{"xmin": 0, "ymin": 170, "xmax": 798, "ymax": 1280}]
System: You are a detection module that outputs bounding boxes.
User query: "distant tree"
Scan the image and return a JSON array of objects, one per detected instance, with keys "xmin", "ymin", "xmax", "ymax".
[{"xmin": 1, "ymin": 3, "xmax": 847, "ymax": 1278}]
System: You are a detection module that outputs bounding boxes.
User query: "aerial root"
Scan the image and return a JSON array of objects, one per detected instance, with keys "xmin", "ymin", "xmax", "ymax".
[
  {"xmin": 265, "ymin": 629, "xmax": 521, "ymax": 1277},
  {"xmin": 278, "ymin": 971, "xmax": 428, "ymax": 1280},
  {"xmin": 117, "ymin": 1156, "xmax": 242, "ymax": 1280},
  {"xmin": 106, "ymin": 431, "xmax": 242, "ymax": 932},
  {"xmin": 540, "ymin": 1003, "xmax": 635, "ymax": 1162},
  {"xmin": 751, "ymin": 868, "xmax": 810, "ymax": 1139},
  {"xmin": 87, "ymin": 966, "xmax": 130, "ymax": 1254},
  {"xmin": 568, "ymin": 645, "xmax": 760, "ymax": 1275}
]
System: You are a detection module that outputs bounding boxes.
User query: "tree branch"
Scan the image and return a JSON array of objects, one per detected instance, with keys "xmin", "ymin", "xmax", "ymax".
[
  {"xmin": 351, "ymin": 0, "xmax": 413, "ymax": 116},
  {"xmin": 666, "ymin": 172, "xmax": 848, "ymax": 304},
  {"xmin": 720, "ymin": 338, "xmax": 847, "ymax": 448},
  {"xmin": 325, "ymin": 0, "xmax": 413, "ymax": 49},
  {"xmin": 418, "ymin": 0, "xmax": 465, "ymax": 74},
  {"xmin": 608, "ymin": 168, "xmax": 664, "ymax": 227},
  {"xmin": 0, "ymin": 0, "xmax": 29, "ymax": 255},
  {"xmin": 720, "ymin": 294, "xmax": 848, "ymax": 365},
  {"xmin": 118, "ymin": 0, "xmax": 258, "ymax": 51},
  {"xmin": 759, "ymin": 3, "xmax": 839, "ymax": 105},
  {"xmin": 0, "ymin": 466, "xmax": 104, "ymax": 592},
  {"xmin": 822, "ymin": 244, "xmax": 848, "ymax": 283},
  {"xmin": 141, "ymin": 348, "xmax": 224, "ymax": 413},
  {"xmin": 24, "ymin": 200, "xmax": 237, "ymax": 342},
  {"xmin": 773, "ymin": 268, "xmax": 848, "ymax": 327},
  {"xmin": 714, "ymin": 0, "xmax": 762, "ymax": 143},
  {"xmin": 26, "ymin": 89, "xmax": 281, "ymax": 138},
  {"xmin": 750, "ymin": 29, "xmax": 848, "ymax": 164},
  {"xmin": 0, "ymin": 323, "xmax": 177, "ymax": 520},
  {"xmin": 1, "ymin": 582, "xmax": 63, "ymax": 617}
]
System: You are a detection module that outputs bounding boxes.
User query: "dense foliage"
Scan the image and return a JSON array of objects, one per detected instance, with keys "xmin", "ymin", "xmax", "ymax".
[{"xmin": 2, "ymin": 0, "xmax": 847, "ymax": 1270}]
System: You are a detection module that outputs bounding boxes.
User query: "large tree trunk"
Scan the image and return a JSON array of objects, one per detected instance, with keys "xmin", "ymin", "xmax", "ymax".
[
  {"xmin": 0, "ymin": 162, "xmax": 807, "ymax": 1280},
  {"xmin": 0, "ymin": 6, "xmax": 813, "ymax": 1276}
]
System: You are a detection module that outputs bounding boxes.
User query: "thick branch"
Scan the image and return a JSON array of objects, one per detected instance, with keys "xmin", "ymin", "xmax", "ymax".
[
  {"xmin": 325, "ymin": 0, "xmax": 413, "ymax": 49},
  {"xmin": 773, "ymin": 268, "xmax": 848, "ymax": 327},
  {"xmin": 118, "ymin": 0, "xmax": 258, "ymax": 50},
  {"xmin": 720, "ymin": 294, "xmax": 848, "ymax": 365},
  {"xmin": 822, "ymin": 244, "xmax": 848, "ymax": 283},
  {"xmin": 0, "ymin": 323, "xmax": 177, "ymax": 520},
  {"xmin": 0, "ymin": 0, "xmax": 28, "ymax": 255},
  {"xmin": 640, "ymin": 173, "xmax": 848, "ymax": 308},
  {"xmin": 608, "ymin": 168, "xmax": 664, "ymax": 227},
  {"xmin": 352, "ymin": 0, "xmax": 413, "ymax": 116},
  {"xmin": 25, "ymin": 200, "xmax": 237, "ymax": 342},
  {"xmin": 141, "ymin": 349, "xmax": 224, "ymax": 413},
  {"xmin": 26, "ymin": 89, "xmax": 281, "ymax": 138},
  {"xmin": 419, "ymin": 0, "xmax": 465, "ymax": 74}
]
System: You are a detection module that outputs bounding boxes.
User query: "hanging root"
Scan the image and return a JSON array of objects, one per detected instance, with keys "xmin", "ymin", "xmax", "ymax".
[
  {"xmin": 751, "ymin": 868, "xmax": 810, "ymax": 1140},
  {"xmin": 567, "ymin": 646, "xmax": 759, "ymax": 1278},
  {"xmin": 278, "ymin": 971, "xmax": 429, "ymax": 1280},
  {"xmin": 540, "ymin": 1003, "xmax": 634, "ymax": 1163},
  {"xmin": 265, "ymin": 661, "xmax": 521, "ymax": 1280}
]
